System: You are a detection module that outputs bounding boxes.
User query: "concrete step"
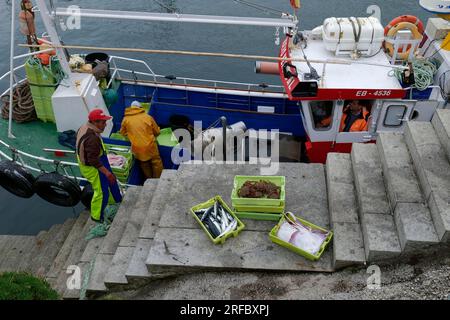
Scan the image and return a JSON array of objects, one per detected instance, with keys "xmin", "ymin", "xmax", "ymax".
[
  {"xmin": 17, "ymin": 231, "xmax": 48, "ymax": 272},
  {"xmin": 0, "ymin": 236, "xmax": 36, "ymax": 272},
  {"xmin": 104, "ymin": 179, "xmax": 159, "ymax": 288},
  {"xmin": 0, "ymin": 236, "xmax": 18, "ymax": 266},
  {"xmin": 432, "ymin": 109, "xmax": 450, "ymax": 161},
  {"xmin": 98, "ymin": 186, "xmax": 142, "ymax": 255},
  {"xmin": 139, "ymin": 171, "xmax": 178, "ymax": 240},
  {"xmin": 326, "ymin": 153, "xmax": 365, "ymax": 269},
  {"xmin": 78, "ymin": 187, "xmax": 142, "ymax": 296},
  {"xmin": 361, "ymin": 213, "xmax": 402, "ymax": 261},
  {"xmin": 32, "ymin": 219, "xmax": 76, "ymax": 277},
  {"xmin": 46, "ymin": 212, "xmax": 89, "ymax": 279},
  {"xmin": 85, "ymin": 253, "xmax": 113, "ymax": 295},
  {"xmin": 146, "ymin": 228, "xmax": 334, "ymax": 274},
  {"xmin": 405, "ymin": 121, "xmax": 450, "ymax": 242},
  {"xmin": 119, "ymin": 179, "xmax": 159, "ymax": 248},
  {"xmin": 125, "ymin": 238, "xmax": 154, "ymax": 282},
  {"xmin": 146, "ymin": 163, "xmax": 333, "ymax": 274},
  {"xmin": 104, "ymin": 246, "xmax": 134, "ymax": 289},
  {"xmin": 351, "ymin": 143, "xmax": 391, "ymax": 216},
  {"xmin": 27, "ymin": 224, "xmax": 62, "ymax": 275},
  {"xmin": 377, "ymin": 133, "xmax": 424, "ymax": 209},
  {"xmin": 394, "ymin": 203, "xmax": 439, "ymax": 252},
  {"xmin": 54, "ymin": 212, "xmax": 94, "ymax": 298}
]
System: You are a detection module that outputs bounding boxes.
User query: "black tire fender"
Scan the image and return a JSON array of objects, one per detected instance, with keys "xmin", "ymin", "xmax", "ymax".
[
  {"xmin": 80, "ymin": 183, "xmax": 94, "ymax": 209},
  {"xmin": 0, "ymin": 160, "xmax": 35, "ymax": 198},
  {"xmin": 34, "ymin": 172, "xmax": 81, "ymax": 207}
]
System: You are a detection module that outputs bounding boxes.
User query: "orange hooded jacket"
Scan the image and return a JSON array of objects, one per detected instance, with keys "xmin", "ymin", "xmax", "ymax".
[{"xmin": 120, "ymin": 107, "xmax": 160, "ymax": 161}]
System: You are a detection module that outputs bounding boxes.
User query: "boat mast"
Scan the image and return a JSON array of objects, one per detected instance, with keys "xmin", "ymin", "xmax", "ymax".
[
  {"xmin": 35, "ymin": 0, "xmax": 73, "ymax": 87},
  {"xmin": 53, "ymin": 8, "xmax": 298, "ymax": 28},
  {"xmin": 8, "ymin": 0, "xmax": 16, "ymax": 139}
]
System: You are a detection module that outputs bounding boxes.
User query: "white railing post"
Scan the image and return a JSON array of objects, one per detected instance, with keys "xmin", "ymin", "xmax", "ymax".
[{"xmin": 8, "ymin": 0, "xmax": 16, "ymax": 139}]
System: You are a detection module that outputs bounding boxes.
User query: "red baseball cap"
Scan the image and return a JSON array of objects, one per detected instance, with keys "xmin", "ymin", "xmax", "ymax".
[{"xmin": 88, "ymin": 109, "xmax": 112, "ymax": 121}]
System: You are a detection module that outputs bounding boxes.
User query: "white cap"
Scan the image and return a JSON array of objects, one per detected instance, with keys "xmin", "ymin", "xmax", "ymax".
[{"xmin": 131, "ymin": 101, "xmax": 142, "ymax": 108}]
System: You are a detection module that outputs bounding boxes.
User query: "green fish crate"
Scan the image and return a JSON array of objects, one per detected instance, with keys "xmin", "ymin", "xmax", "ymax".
[
  {"xmin": 269, "ymin": 213, "xmax": 333, "ymax": 261},
  {"xmin": 105, "ymin": 144, "xmax": 134, "ymax": 180},
  {"xmin": 234, "ymin": 211, "xmax": 282, "ymax": 222},
  {"xmin": 231, "ymin": 175, "xmax": 286, "ymax": 209},
  {"xmin": 190, "ymin": 196, "xmax": 245, "ymax": 245},
  {"xmin": 157, "ymin": 128, "xmax": 179, "ymax": 147}
]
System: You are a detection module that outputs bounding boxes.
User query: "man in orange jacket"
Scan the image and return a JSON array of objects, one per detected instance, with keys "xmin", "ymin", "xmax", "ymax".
[
  {"xmin": 120, "ymin": 101, "xmax": 163, "ymax": 179},
  {"xmin": 340, "ymin": 100, "xmax": 370, "ymax": 132}
]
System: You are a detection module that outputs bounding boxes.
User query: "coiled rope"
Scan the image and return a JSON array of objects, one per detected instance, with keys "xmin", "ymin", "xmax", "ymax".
[
  {"xmin": 1, "ymin": 81, "xmax": 37, "ymax": 123},
  {"xmin": 390, "ymin": 57, "xmax": 438, "ymax": 91}
]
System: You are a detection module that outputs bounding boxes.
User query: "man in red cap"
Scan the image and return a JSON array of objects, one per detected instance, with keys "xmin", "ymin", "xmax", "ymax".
[{"xmin": 76, "ymin": 108, "xmax": 122, "ymax": 222}]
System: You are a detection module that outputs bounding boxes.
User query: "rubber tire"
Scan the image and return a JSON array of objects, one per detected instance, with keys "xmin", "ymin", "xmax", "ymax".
[
  {"xmin": 80, "ymin": 183, "xmax": 94, "ymax": 209},
  {"xmin": 34, "ymin": 172, "xmax": 81, "ymax": 207},
  {"xmin": 0, "ymin": 161, "xmax": 35, "ymax": 198}
]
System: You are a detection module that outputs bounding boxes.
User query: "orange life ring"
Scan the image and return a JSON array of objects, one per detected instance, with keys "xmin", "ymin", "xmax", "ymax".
[
  {"xmin": 384, "ymin": 16, "xmax": 424, "ymax": 60},
  {"xmin": 384, "ymin": 15, "xmax": 424, "ymax": 35}
]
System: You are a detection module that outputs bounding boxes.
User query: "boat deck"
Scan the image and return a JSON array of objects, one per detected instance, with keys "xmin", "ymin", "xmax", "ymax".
[
  {"xmin": 0, "ymin": 118, "xmax": 77, "ymax": 166},
  {"xmin": 291, "ymin": 37, "xmax": 403, "ymax": 91}
]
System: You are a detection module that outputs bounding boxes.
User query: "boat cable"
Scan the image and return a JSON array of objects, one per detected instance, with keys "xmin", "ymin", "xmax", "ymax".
[
  {"xmin": 389, "ymin": 57, "xmax": 437, "ymax": 91},
  {"xmin": 1, "ymin": 80, "xmax": 37, "ymax": 123},
  {"xmin": 19, "ymin": 43, "xmax": 410, "ymax": 70}
]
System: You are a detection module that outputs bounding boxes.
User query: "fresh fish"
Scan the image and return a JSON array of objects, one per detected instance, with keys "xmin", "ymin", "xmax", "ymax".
[
  {"xmin": 204, "ymin": 216, "xmax": 221, "ymax": 238},
  {"xmin": 200, "ymin": 206, "xmax": 214, "ymax": 222},
  {"xmin": 218, "ymin": 220, "xmax": 238, "ymax": 238}
]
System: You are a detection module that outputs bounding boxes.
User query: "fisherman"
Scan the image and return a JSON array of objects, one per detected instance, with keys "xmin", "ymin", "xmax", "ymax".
[
  {"xmin": 340, "ymin": 100, "xmax": 370, "ymax": 132},
  {"xmin": 76, "ymin": 109, "xmax": 122, "ymax": 223},
  {"xmin": 120, "ymin": 101, "xmax": 163, "ymax": 179}
]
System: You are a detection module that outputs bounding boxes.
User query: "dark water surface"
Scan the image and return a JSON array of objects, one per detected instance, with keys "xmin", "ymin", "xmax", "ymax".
[{"xmin": 0, "ymin": 0, "xmax": 431, "ymax": 234}]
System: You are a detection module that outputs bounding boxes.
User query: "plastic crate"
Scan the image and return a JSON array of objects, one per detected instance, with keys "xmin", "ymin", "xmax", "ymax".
[
  {"xmin": 31, "ymin": 96, "xmax": 55, "ymax": 123},
  {"xmin": 190, "ymin": 196, "xmax": 245, "ymax": 245},
  {"xmin": 235, "ymin": 211, "xmax": 282, "ymax": 221},
  {"xmin": 233, "ymin": 202, "xmax": 285, "ymax": 214},
  {"xmin": 157, "ymin": 128, "xmax": 179, "ymax": 147},
  {"xmin": 269, "ymin": 213, "xmax": 333, "ymax": 261},
  {"xmin": 105, "ymin": 144, "xmax": 134, "ymax": 181},
  {"xmin": 109, "ymin": 132, "xmax": 129, "ymax": 141},
  {"xmin": 231, "ymin": 176, "xmax": 285, "ymax": 207}
]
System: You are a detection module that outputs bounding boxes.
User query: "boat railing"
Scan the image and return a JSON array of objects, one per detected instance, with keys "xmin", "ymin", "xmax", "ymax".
[
  {"xmin": 384, "ymin": 37, "xmax": 422, "ymax": 65},
  {"xmin": 107, "ymin": 55, "xmax": 286, "ymax": 93}
]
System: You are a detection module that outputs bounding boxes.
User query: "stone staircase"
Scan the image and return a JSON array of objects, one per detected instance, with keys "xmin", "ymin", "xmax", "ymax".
[
  {"xmin": 0, "ymin": 217, "xmax": 76, "ymax": 277},
  {"xmin": 1, "ymin": 110, "xmax": 449, "ymax": 300},
  {"xmin": 329, "ymin": 109, "xmax": 450, "ymax": 268}
]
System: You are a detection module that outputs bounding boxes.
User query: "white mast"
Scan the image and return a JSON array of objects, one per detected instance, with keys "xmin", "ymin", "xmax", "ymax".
[
  {"xmin": 54, "ymin": 8, "xmax": 297, "ymax": 28},
  {"xmin": 35, "ymin": 0, "xmax": 73, "ymax": 87},
  {"xmin": 8, "ymin": 0, "xmax": 16, "ymax": 139}
]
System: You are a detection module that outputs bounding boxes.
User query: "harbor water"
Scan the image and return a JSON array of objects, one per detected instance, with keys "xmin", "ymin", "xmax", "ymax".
[{"xmin": 0, "ymin": 0, "xmax": 431, "ymax": 234}]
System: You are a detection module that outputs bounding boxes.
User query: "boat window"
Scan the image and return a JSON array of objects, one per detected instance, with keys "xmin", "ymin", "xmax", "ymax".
[
  {"xmin": 340, "ymin": 100, "xmax": 373, "ymax": 132},
  {"xmin": 384, "ymin": 105, "xmax": 407, "ymax": 127},
  {"xmin": 310, "ymin": 101, "xmax": 334, "ymax": 131}
]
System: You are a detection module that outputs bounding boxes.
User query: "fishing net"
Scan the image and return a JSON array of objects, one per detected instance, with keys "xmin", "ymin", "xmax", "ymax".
[{"xmin": 85, "ymin": 204, "xmax": 119, "ymax": 240}]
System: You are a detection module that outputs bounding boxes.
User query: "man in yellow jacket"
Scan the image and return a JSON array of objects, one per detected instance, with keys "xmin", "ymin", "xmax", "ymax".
[{"xmin": 120, "ymin": 101, "xmax": 163, "ymax": 179}]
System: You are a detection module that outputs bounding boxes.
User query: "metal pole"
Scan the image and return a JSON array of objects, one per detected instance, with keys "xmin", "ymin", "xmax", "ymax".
[
  {"xmin": 35, "ymin": 0, "xmax": 73, "ymax": 87},
  {"xmin": 221, "ymin": 116, "xmax": 227, "ymax": 162},
  {"xmin": 8, "ymin": 0, "xmax": 16, "ymax": 139}
]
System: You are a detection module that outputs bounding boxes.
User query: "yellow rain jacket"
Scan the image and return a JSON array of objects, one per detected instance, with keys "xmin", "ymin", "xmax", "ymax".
[{"xmin": 120, "ymin": 107, "xmax": 160, "ymax": 161}]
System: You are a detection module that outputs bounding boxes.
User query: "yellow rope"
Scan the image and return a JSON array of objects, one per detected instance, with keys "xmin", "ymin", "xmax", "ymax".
[{"xmin": 20, "ymin": 43, "xmax": 350, "ymax": 65}]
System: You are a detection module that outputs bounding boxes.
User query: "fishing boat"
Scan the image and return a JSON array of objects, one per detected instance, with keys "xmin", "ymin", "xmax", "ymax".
[{"xmin": 1, "ymin": 0, "xmax": 450, "ymax": 206}]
